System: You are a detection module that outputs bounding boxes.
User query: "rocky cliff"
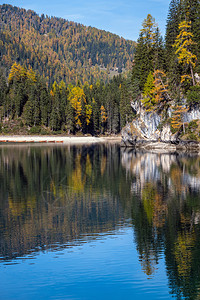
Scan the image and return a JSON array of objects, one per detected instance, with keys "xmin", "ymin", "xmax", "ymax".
[{"xmin": 121, "ymin": 101, "xmax": 200, "ymax": 151}]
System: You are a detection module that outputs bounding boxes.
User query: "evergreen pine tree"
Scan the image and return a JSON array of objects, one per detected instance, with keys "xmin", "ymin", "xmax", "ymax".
[
  {"xmin": 165, "ymin": 0, "xmax": 183, "ymax": 95},
  {"xmin": 0, "ymin": 70, "xmax": 7, "ymax": 118},
  {"xmin": 132, "ymin": 33, "xmax": 154, "ymax": 90},
  {"xmin": 165, "ymin": 0, "xmax": 180, "ymax": 56},
  {"xmin": 132, "ymin": 14, "xmax": 158, "ymax": 91},
  {"xmin": 65, "ymin": 100, "xmax": 74, "ymax": 134},
  {"xmin": 153, "ymin": 28, "xmax": 166, "ymax": 71},
  {"xmin": 120, "ymin": 79, "xmax": 135, "ymax": 129},
  {"xmin": 23, "ymin": 98, "xmax": 34, "ymax": 126}
]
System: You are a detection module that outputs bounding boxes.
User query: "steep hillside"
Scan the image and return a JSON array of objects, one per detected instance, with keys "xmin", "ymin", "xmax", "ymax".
[{"xmin": 0, "ymin": 4, "xmax": 136, "ymax": 84}]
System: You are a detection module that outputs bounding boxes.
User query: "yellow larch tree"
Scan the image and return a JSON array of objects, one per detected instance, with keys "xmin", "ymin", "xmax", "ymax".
[
  {"xmin": 8, "ymin": 63, "xmax": 37, "ymax": 84},
  {"xmin": 85, "ymin": 104, "xmax": 92, "ymax": 126},
  {"xmin": 68, "ymin": 86, "xmax": 86, "ymax": 128},
  {"xmin": 152, "ymin": 70, "xmax": 170, "ymax": 106},
  {"xmin": 100, "ymin": 105, "xmax": 107, "ymax": 123},
  {"xmin": 100, "ymin": 105, "xmax": 108, "ymax": 133},
  {"xmin": 171, "ymin": 105, "xmax": 188, "ymax": 133},
  {"xmin": 140, "ymin": 14, "xmax": 157, "ymax": 46},
  {"xmin": 8, "ymin": 63, "xmax": 26, "ymax": 83},
  {"xmin": 173, "ymin": 18, "xmax": 197, "ymax": 86}
]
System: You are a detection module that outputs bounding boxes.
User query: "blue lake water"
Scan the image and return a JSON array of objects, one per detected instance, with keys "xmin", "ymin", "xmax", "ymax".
[{"xmin": 0, "ymin": 144, "xmax": 200, "ymax": 299}]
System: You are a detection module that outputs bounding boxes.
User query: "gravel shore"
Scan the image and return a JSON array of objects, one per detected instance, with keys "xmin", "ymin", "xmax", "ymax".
[{"xmin": 0, "ymin": 135, "xmax": 121, "ymax": 144}]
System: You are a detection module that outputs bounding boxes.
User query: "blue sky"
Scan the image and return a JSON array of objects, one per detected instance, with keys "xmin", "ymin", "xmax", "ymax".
[{"xmin": 2, "ymin": 0, "xmax": 170, "ymax": 41}]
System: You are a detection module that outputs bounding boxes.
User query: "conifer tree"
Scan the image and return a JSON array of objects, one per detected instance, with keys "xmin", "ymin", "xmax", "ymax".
[
  {"xmin": 132, "ymin": 14, "xmax": 163, "ymax": 91},
  {"xmin": 112, "ymin": 104, "xmax": 119, "ymax": 134},
  {"xmin": 92, "ymin": 99, "xmax": 100, "ymax": 135},
  {"xmin": 23, "ymin": 99, "xmax": 34, "ymax": 126},
  {"xmin": 153, "ymin": 28, "xmax": 166, "ymax": 71},
  {"xmin": 50, "ymin": 82, "xmax": 62, "ymax": 131},
  {"xmin": 39, "ymin": 80, "xmax": 50, "ymax": 127},
  {"xmin": 0, "ymin": 70, "xmax": 7, "ymax": 110},
  {"xmin": 65, "ymin": 100, "xmax": 74, "ymax": 134},
  {"xmin": 165, "ymin": 0, "xmax": 182, "ymax": 93},
  {"xmin": 132, "ymin": 33, "xmax": 154, "ymax": 90},
  {"xmin": 59, "ymin": 80, "xmax": 68, "ymax": 125},
  {"xmin": 120, "ymin": 79, "xmax": 135, "ymax": 128},
  {"xmin": 165, "ymin": 0, "xmax": 180, "ymax": 56},
  {"xmin": 142, "ymin": 71, "xmax": 155, "ymax": 110}
]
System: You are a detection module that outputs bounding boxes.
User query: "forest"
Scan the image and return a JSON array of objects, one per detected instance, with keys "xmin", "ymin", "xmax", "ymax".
[
  {"xmin": 0, "ymin": 4, "xmax": 135, "ymax": 85},
  {"xmin": 0, "ymin": 0, "xmax": 200, "ymax": 136}
]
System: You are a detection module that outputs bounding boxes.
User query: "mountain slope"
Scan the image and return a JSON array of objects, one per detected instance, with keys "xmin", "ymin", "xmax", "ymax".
[{"xmin": 0, "ymin": 4, "xmax": 136, "ymax": 84}]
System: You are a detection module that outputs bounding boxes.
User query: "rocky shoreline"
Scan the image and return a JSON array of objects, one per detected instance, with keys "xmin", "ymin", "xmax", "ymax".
[
  {"xmin": 121, "ymin": 138, "xmax": 200, "ymax": 152},
  {"xmin": 121, "ymin": 124, "xmax": 200, "ymax": 152},
  {"xmin": 120, "ymin": 100, "xmax": 200, "ymax": 153}
]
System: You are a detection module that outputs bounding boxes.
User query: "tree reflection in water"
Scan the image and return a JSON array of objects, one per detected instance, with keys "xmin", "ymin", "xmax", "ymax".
[
  {"xmin": 121, "ymin": 149, "xmax": 200, "ymax": 299},
  {"xmin": 1, "ymin": 145, "xmax": 200, "ymax": 298}
]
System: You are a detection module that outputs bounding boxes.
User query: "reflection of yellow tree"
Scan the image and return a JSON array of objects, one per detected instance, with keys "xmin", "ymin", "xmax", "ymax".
[
  {"xmin": 85, "ymin": 154, "xmax": 92, "ymax": 176},
  {"xmin": 68, "ymin": 153, "xmax": 86, "ymax": 193},
  {"xmin": 142, "ymin": 183, "xmax": 167, "ymax": 228},
  {"xmin": 140, "ymin": 250, "xmax": 157, "ymax": 277},
  {"xmin": 9, "ymin": 195, "xmax": 36, "ymax": 217},
  {"xmin": 153, "ymin": 193, "xmax": 167, "ymax": 228},
  {"xmin": 170, "ymin": 166, "xmax": 185, "ymax": 193},
  {"xmin": 101, "ymin": 156, "xmax": 107, "ymax": 176},
  {"xmin": 174, "ymin": 230, "xmax": 195, "ymax": 278},
  {"xmin": 142, "ymin": 183, "xmax": 155, "ymax": 223}
]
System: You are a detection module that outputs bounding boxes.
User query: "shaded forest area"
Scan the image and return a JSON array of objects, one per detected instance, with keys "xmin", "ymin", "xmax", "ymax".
[{"xmin": 0, "ymin": 62, "xmax": 134, "ymax": 134}]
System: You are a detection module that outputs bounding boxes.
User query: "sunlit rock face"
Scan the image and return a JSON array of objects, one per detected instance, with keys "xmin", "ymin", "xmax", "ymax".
[
  {"xmin": 183, "ymin": 107, "xmax": 200, "ymax": 123},
  {"xmin": 131, "ymin": 101, "xmax": 161, "ymax": 140},
  {"xmin": 132, "ymin": 111, "xmax": 161, "ymax": 140},
  {"xmin": 160, "ymin": 124, "xmax": 179, "ymax": 142},
  {"xmin": 121, "ymin": 101, "xmax": 200, "ymax": 146}
]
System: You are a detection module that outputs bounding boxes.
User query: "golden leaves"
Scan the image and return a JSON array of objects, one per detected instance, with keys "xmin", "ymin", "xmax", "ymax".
[
  {"xmin": 85, "ymin": 104, "xmax": 92, "ymax": 126},
  {"xmin": 173, "ymin": 19, "xmax": 197, "ymax": 84},
  {"xmin": 152, "ymin": 69, "xmax": 169, "ymax": 105},
  {"xmin": 8, "ymin": 62, "xmax": 37, "ymax": 83},
  {"xmin": 171, "ymin": 105, "xmax": 188, "ymax": 130},
  {"xmin": 68, "ymin": 86, "xmax": 86, "ymax": 128},
  {"xmin": 100, "ymin": 105, "xmax": 107, "ymax": 123}
]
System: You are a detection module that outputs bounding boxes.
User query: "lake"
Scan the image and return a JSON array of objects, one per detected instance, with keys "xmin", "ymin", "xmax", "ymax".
[{"xmin": 0, "ymin": 143, "xmax": 200, "ymax": 300}]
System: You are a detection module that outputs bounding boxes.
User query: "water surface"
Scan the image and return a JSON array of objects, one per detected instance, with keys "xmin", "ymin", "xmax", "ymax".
[{"xmin": 0, "ymin": 144, "xmax": 200, "ymax": 299}]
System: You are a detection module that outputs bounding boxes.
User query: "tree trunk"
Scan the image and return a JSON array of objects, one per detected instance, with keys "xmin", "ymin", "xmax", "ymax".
[{"xmin": 190, "ymin": 63, "xmax": 195, "ymax": 86}]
